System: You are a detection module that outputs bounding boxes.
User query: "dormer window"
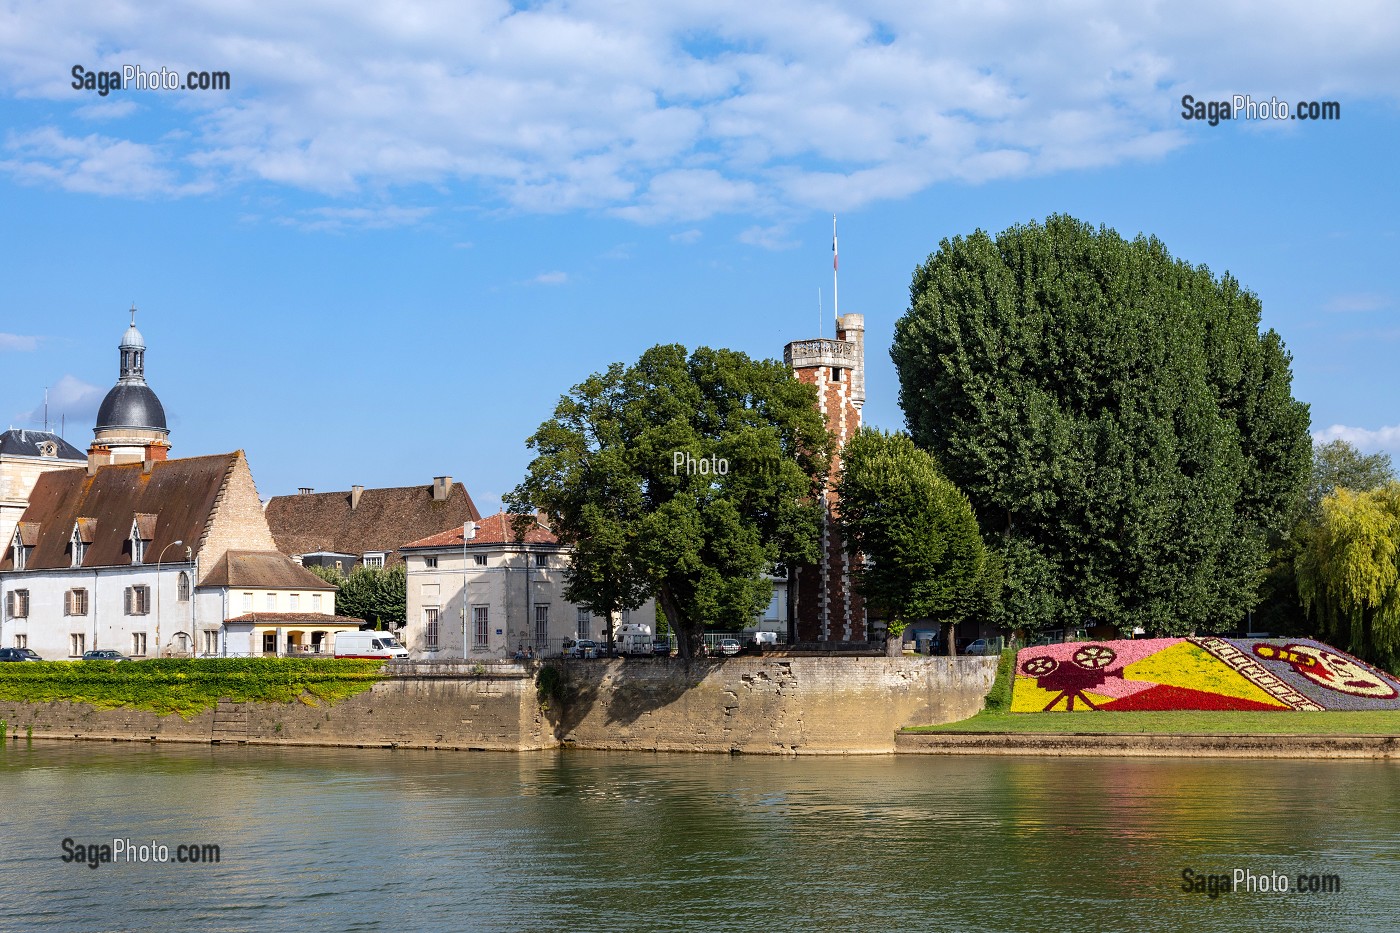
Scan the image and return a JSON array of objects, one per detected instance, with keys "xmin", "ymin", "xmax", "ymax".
[
  {"xmin": 11, "ymin": 529, "xmax": 26, "ymax": 571},
  {"xmin": 71, "ymin": 518, "xmax": 96, "ymax": 568},
  {"xmin": 130, "ymin": 513, "xmax": 156, "ymax": 565},
  {"xmin": 71, "ymin": 526, "xmax": 86, "ymax": 567}
]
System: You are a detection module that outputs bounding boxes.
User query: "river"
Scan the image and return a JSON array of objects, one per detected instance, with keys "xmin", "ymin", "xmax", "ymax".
[{"xmin": 1, "ymin": 742, "xmax": 1396, "ymax": 932}]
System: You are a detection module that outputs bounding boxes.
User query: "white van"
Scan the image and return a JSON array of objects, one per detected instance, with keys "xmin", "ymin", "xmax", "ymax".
[
  {"xmin": 333, "ymin": 631, "xmax": 410, "ymax": 660},
  {"xmin": 614, "ymin": 623, "xmax": 654, "ymax": 657}
]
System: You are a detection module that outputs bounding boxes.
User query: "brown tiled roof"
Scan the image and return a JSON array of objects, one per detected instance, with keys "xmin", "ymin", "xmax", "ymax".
[
  {"xmin": 16, "ymin": 522, "xmax": 42, "ymax": 547},
  {"xmin": 223, "ymin": 612, "xmax": 364, "ymax": 626},
  {"xmin": 265, "ymin": 481, "xmax": 481, "ymax": 564},
  {"xmin": 201, "ymin": 550, "xmax": 338, "ymax": 590},
  {"xmin": 401, "ymin": 511, "xmax": 559, "ymax": 549},
  {"xmin": 1, "ymin": 453, "xmax": 238, "ymax": 571},
  {"xmin": 75, "ymin": 518, "xmax": 98, "ymax": 544},
  {"xmin": 133, "ymin": 513, "xmax": 158, "ymax": 540}
]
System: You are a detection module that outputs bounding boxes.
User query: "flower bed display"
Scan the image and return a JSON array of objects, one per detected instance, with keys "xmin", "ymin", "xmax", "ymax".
[{"xmin": 1010, "ymin": 637, "xmax": 1400, "ymax": 713}]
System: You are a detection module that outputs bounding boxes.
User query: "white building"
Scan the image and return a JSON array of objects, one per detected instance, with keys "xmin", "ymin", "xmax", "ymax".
[{"xmin": 400, "ymin": 512, "xmax": 657, "ymax": 659}]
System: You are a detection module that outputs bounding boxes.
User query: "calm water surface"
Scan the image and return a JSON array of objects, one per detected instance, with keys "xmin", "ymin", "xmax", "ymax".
[{"xmin": 0, "ymin": 741, "xmax": 1396, "ymax": 932}]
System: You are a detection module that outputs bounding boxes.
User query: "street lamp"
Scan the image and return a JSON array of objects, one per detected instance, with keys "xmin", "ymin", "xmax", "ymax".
[
  {"xmin": 461, "ymin": 521, "xmax": 476, "ymax": 660},
  {"xmin": 154, "ymin": 539, "xmax": 184, "ymax": 657}
]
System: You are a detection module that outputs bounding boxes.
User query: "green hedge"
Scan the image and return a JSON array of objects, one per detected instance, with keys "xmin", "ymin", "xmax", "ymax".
[
  {"xmin": 0, "ymin": 658, "xmax": 387, "ymax": 719},
  {"xmin": 982, "ymin": 648, "xmax": 1017, "ymax": 712}
]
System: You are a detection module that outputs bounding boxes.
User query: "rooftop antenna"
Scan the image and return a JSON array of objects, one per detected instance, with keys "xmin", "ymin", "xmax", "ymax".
[
  {"xmin": 832, "ymin": 215, "xmax": 839, "ymax": 323},
  {"xmin": 43, "ymin": 387, "xmax": 49, "ymax": 432}
]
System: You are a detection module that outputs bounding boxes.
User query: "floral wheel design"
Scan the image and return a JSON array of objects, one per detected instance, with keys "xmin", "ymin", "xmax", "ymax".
[
  {"xmin": 1071, "ymin": 645, "xmax": 1117, "ymax": 670},
  {"xmin": 1022, "ymin": 656, "xmax": 1058, "ymax": 677}
]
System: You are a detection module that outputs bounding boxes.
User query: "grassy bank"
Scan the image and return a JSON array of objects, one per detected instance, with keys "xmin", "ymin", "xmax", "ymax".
[
  {"xmin": 0, "ymin": 658, "xmax": 386, "ymax": 719},
  {"xmin": 908, "ymin": 710, "xmax": 1400, "ymax": 735}
]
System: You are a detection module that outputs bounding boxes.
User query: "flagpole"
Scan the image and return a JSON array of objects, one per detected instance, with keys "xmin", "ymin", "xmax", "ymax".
[{"xmin": 832, "ymin": 215, "xmax": 839, "ymax": 324}]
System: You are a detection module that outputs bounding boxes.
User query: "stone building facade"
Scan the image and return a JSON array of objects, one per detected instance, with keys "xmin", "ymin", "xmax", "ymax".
[{"xmin": 400, "ymin": 512, "xmax": 657, "ymax": 659}]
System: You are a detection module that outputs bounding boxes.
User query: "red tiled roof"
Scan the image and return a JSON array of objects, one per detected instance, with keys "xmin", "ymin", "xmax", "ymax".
[
  {"xmin": 265, "ymin": 481, "xmax": 480, "ymax": 564},
  {"xmin": 201, "ymin": 550, "xmax": 338, "ymax": 590},
  {"xmin": 401, "ymin": 511, "xmax": 559, "ymax": 549},
  {"xmin": 1, "ymin": 453, "xmax": 239, "ymax": 572},
  {"xmin": 223, "ymin": 612, "xmax": 365, "ymax": 626}
]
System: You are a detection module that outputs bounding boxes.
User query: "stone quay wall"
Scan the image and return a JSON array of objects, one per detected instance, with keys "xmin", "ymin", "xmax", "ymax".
[
  {"xmin": 0, "ymin": 657, "xmax": 996, "ymax": 755},
  {"xmin": 545, "ymin": 656, "xmax": 998, "ymax": 754},
  {"xmin": 0, "ymin": 662, "xmax": 552, "ymax": 752}
]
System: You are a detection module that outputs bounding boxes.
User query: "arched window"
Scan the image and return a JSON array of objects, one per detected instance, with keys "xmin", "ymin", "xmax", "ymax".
[{"xmin": 177, "ymin": 571, "xmax": 191, "ymax": 602}]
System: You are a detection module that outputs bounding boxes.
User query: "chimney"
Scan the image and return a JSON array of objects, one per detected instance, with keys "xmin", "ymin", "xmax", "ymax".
[
  {"xmin": 143, "ymin": 458, "xmax": 155, "ymax": 474},
  {"xmin": 350, "ymin": 485, "xmax": 364, "ymax": 510},
  {"xmin": 432, "ymin": 476, "xmax": 452, "ymax": 502},
  {"xmin": 298, "ymin": 487, "xmax": 314, "ymax": 496},
  {"xmin": 87, "ymin": 450, "xmax": 102, "ymax": 476}
]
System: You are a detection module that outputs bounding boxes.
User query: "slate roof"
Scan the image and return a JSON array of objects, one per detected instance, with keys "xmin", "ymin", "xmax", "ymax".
[
  {"xmin": 96, "ymin": 383, "xmax": 167, "ymax": 431},
  {"xmin": 1, "ymin": 452, "xmax": 238, "ymax": 571},
  {"xmin": 265, "ymin": 481, "xmax": 481, "ymax": 564},
  {"xmin": 200, "ymin": 550, "xmax": 337, "ymax": 590},
  {"xmin": 401, "ymin": 511, "xmax": 560, "ymax": 550},
  {"xmin": 0, "ymin": 429, "xmax": 85, "ymax": 461}
]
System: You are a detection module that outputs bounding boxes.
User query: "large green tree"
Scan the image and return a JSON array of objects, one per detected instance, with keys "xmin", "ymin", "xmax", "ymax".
[
  {"xmin": 507, "ymin": 344, "xmax": 831, "ymax": 658},
  {"xmin": 892, "ymin": 215, "xmax": 1311, "ymax": 636},
  {"xmin": 1257, "ymin": 439, "xmax": 1397, "ymax": 635},
  {"xmin": 1296, "ymin": 484, "xmax": 1400, "ymax": 672},
  {"xmin": 835, "ymin": 428, "xmax": 987, "ymax": 656},
  {"xmin": 308, "ymin": 562, "xmax": 406, "ymax": 630}
]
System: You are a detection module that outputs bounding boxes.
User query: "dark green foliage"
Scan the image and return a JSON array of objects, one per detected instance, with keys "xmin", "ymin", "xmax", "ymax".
[
  {"xmin": 536, "ymin": 664, "xmax": 563, "ymax": 710},
  {"xmin": 892, "ymin": 215, "xmax": 1312, "ymax": 636},
  {"xmin": 1307, "ymin": 440, "xmax": 1395, "ymax": 518},
  {"xmin": 508, "ymin": 344, "xmax": 831, "ymax": 658},
  {"xmin": 983, "ymin": 648, "xmax": 1018, "ymax": 712},
  {"xmin": 0, "ymin": 658, "xmax": 386, "ymax": 719},
  {"xmin": 834, "ymin": 428, "xmax": 987, "ymax": 644},
  {"xmin": 308, "ymin": 562, "xmax": 406, "ymax": 628}
]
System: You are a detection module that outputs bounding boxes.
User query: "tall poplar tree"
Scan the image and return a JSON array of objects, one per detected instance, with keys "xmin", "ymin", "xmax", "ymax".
[{"xmin": 892, "ymin": 215, "xmax": 1311, "ymax": 636}]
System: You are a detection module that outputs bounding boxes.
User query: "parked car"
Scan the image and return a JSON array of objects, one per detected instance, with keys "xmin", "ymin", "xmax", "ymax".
[
  {"xmin": 81, "ymin": 649, "xmax": 128, "ymax": 661},
  {"xmin": 652, "ymin": 640, "xmax": 672, "ymax": 656},
  {"xmin": 0, "ymin": 647, "xmax": 42, "ymax": 662},
  {"xmin": 963, "ymin": 639, "xmax": 996, "ymax": 656},
  {"xmin": 570, "ymin": 639, "xmax": 600, "ymax": 659},
  {"xmin": 332, "ymin": 631, "xmax": 409, "ymax": 660},
  {"xmin": 717, "ymin": 638, "xmax": 741, "ymax": 656}
]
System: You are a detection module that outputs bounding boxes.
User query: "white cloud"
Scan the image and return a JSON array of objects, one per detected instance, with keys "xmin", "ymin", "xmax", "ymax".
[
  {"xmin": 670, "ymin": 229, "xmax": 702, "ymax": 244},
  {"xmin": 533, "ymin": 270, "xmax": 569, "ymax": 285},
  {"xmin": 15, "ymin": 375, "xmax": 105, "ymax": 425},
  {"xmin": 738, "ymin": 223, "xmax": 799, "ymax": 251},
  {"xmin": 0, "ymin": 333, "xmax": 40, "ymax": 351},
  {"xmin": 278, "ymin": 204, "xmax": 434, "ymax": 232},
  {"xmin": 1324, "ymin": 292, "xmax": 1391, "ymax": 313},
  {"xmin": 1, "ymin": 2, "xmax": 1399, "ymax": 222},
  {"xmin": 1313, "ymin": 423, "xmax": 1400, "ymax": 452}
]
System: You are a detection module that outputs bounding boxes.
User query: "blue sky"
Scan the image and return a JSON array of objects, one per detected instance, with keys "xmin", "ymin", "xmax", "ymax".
[{"xmin": 2, "ymin": 1, "xmax": 1398, "ymax": 514}]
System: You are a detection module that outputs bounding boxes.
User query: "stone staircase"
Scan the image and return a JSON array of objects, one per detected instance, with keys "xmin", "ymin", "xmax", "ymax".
[{"xmin": 210, "ymin": 699, "xmax": 249, "ymax": 744}]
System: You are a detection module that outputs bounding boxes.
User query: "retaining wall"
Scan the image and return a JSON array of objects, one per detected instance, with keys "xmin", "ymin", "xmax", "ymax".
[
  {"xmin": 546, "ymin": 656, "xmax": 998, "ymax": 754},
  {"xmin": 0, "ymin": 657, "xmax": 996, "ymax": 755}
]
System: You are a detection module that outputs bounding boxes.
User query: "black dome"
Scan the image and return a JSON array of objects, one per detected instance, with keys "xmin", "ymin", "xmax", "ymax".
[{"xmin": 95, "ymin": 383, "xmax": 167, "ymax": 431}]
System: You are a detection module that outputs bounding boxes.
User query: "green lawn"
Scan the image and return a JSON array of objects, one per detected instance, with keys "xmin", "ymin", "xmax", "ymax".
[{"xmin": 908, "ymin": 710, "xmax": 1400, "ymax": 735}]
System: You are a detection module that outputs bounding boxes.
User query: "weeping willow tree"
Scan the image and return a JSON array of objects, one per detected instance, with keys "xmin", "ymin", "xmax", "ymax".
[{"xmin": 1295, "ymin": 484, "xmax": 1400, "ymax": 672}]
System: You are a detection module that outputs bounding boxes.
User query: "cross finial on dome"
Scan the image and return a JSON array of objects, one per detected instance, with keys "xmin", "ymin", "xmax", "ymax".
[{"xmin": 130, "ymin": 303, "xmax": 137, "ymax": 326}]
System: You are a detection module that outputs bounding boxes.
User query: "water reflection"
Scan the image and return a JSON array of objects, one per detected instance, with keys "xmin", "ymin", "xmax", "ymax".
[{"xmin": 0, "ymin": 743, "xmax": 1396, "ymax": 932}]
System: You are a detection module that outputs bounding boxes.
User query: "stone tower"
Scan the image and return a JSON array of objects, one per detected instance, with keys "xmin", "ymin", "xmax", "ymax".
[
  {"xmin": 89, "ymin": 306, "xmax": 171, "ymax": 466},
  {"xmin": 784, "ymin": 312, "xmax": 866, "ymax": 642}
]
